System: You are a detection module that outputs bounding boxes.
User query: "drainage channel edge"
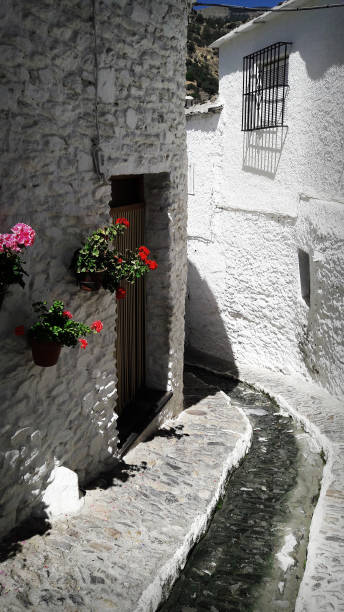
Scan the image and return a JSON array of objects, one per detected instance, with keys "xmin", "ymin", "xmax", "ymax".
[{"xmin": 185, "ymin": 350, "xmax": 344, "ymax": 612}]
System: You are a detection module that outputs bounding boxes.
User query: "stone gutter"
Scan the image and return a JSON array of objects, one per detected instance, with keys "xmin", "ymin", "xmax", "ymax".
[
  {"xmin": 186, "ymin": 349, "xmax": 344, "ymax": 612},
  {"xmin": 237, "ymin": 367, "xmax": 344, "ymax": 612}
]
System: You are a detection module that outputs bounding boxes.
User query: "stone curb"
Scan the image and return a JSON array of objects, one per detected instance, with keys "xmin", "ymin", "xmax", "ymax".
[
  {"xmin": 129, "ymin": 384, "xmax": 253, "ymax": 611},
  {"xmin": 0, "ymin": 375, "xmax": 252, "ymax": 611},
  {"xmin": 186, "ymin": 353, "xmax": 344, "ymax": 612}
]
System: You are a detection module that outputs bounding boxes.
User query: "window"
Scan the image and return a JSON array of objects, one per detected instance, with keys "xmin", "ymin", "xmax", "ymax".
[{"xmin": 242, "ymin": 42, "xmax": 291, "ymax": 132}]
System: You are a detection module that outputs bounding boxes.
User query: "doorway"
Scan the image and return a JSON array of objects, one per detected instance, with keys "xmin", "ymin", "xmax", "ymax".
[
  {"xmin": 110, "ymin": 174, "xmax": 173, "ymax": 455},
  {"xmin": 110, "ymin": 175, "xmax": 145, "ymax": 415}
]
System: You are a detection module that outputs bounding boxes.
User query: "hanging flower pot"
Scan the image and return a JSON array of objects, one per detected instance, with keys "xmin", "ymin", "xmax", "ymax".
[
  {"xmin": 77, "ymin": 270, "xmax": 105, "ymax": 292},
  {"xmin": 71, "ymin": 221, "xmax": 158, "ymax": 296},
  {"xmin": 22, "ymin": 300, "xmax": 104, "ymax": 368},
  {"xmin": 31, "ymin": 339, "xmax": 62, "ymax": 367}
]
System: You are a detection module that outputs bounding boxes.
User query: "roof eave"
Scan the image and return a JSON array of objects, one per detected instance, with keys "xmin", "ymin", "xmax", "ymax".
[{"xmin": 209, "ymin": 0, "xmax": 309, "ymax": 49}]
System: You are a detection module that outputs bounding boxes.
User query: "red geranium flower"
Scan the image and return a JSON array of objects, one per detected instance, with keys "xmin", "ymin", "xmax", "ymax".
[
  {"xmin": 14, "ymin": 325, "xmax": 25, "ymax": 336},
  {"xmin": 138, "ymin": 246, "xmax": 150, "ymax": 256},
  {"xmin": 90, "ymin": 320, "xmax": 103, "ymax": 333},
  {"xmin": 146, "ymin": 259, "xmax": 158, "ymax": 270},
  {"xmin": 115, "ymin": 256, "xmax": 123, "ymax": 263},
  {"xmin": 115, "ymin": 217, "xmax": 130, "ymax": 228},
  {"xmin": 116, "ymin": 287, "xmax": 126, "ymax": 300},
  {"xmin": 79, "ymin": 338, "xmax": 88, "ymax": 349},
  {"xmin": 63, "ymin": 310, "xmax": 73, "ymax": 319},
  {"xmin": 138, "ymin": 251, "xmax": 148, "ymax": 262}
]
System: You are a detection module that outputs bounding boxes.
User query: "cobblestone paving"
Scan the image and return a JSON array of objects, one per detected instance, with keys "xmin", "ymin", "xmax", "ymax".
[
  {"xmin": 161, "ymin": 366, "xmax": 323, "ymax": 612},
  {"xmin": 0, "ymin": 372, "xmax": 251, "ymax": 611}
]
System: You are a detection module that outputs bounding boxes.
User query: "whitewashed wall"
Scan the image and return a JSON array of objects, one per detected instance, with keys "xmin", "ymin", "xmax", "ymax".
[
  {"xmin": 186, "ymin": 3, "xmax": 344, "ymax": 398},
  {"xmin": 0, "ymin": 0, "xmax": 189, "ymax": 539}
]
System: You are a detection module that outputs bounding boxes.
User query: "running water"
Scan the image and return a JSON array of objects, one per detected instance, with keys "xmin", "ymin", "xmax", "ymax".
[{"xmin": 160, "ymin": 366, "xmax": 323, "ymax": 612}]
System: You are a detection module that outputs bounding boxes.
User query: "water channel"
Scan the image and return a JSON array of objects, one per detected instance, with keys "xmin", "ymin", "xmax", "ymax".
[{"xmin": 160, "ymin": 365, "xmax": 323, "ymax": 612}]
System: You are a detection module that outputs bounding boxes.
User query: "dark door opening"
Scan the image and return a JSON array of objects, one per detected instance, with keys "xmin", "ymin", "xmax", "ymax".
[{"xmin": 110, "ymin": 175, "xmax": 171, "ymax": 454}]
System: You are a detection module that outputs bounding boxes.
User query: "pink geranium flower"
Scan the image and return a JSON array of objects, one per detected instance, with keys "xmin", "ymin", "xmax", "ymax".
[
  {"xmin": 1, "ymin": 234, "xmax": 21, "ymax": 252},
  {"xmin": 11, "ymin": 223, "xmax": 36, "ymax": 247}
]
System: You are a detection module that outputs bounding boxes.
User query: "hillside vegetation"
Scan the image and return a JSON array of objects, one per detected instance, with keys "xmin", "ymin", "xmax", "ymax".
[{"xmin": 186, "ymin": 9, "xmax": 251, "ymax": 103}]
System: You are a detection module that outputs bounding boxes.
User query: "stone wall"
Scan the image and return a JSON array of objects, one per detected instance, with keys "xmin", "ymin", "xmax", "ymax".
[
  {"xmin": 186, "ymin": 2, "xmax": 344, "ymax": 398},
  {"xmin": 0, "ymin": 0, "xmax": 189, "ymax": 539}
]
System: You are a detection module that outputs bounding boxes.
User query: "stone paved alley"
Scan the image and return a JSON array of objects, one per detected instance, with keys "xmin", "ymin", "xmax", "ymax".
[
  {"xmin": 0, "ymin": 361, "xmax": 343, "ymax": 612},
  {"xmin": 0, "ymin": 369, "xmax": 251, "ymax": 611}
]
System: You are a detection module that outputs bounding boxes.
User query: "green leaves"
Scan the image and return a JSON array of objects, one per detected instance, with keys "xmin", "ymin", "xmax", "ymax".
[
  {"xmin": 0, "ymin": 249, "xmax": 28, "ymax": 290},
  {"xmin": 73, "ymin": 224, "xmax": 155, "ymax": 294},
  {"xmin": 73, "ymin": 225, "xmax": 127, "ymax": 274},
  {"xmin": 28, "ymin": 300, "xmax": 94, "ymax": 347}
]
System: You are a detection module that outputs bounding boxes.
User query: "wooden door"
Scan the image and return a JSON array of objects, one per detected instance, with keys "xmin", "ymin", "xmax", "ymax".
[{"xmin": 110, "ymin": 175, "xmax": 145, "ymax": 416}]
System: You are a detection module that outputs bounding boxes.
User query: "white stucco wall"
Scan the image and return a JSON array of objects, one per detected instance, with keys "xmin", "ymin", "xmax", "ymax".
[
  {"xmin": 186, "ymin": 1, "xmax": 344, "ymax": 397},
  {"xmin": 0, "ymin": 0, "xmax": 189, "ymax": 539}
]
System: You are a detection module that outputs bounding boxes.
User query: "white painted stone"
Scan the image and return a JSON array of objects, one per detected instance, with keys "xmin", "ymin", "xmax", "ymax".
[
  {"xmin": 186, "ymin": 0, "xmax": 344, "ymax": 398},
  {"xmin": 42, "ymin": 466, "xmax": 84, "ymax": 518},
  {"xmin": 98, "ymin": 67, "xmax": 115, "ymax": 104},
  {"xmin": 131, "ymin": 4, "xmax": 149, "ymax": 24},
  {"xmin": 126, "ymin": 108, "xmax": 138, "ymax": 130},
  {"xmin": 0, "ymin": 0, "xmax": 190, "ymax": 539}
]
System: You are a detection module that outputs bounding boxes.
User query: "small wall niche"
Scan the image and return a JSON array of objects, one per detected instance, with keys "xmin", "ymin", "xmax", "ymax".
[{"xmin": 298, "ymin": 249, "xmax": 311, "ymax": 306}]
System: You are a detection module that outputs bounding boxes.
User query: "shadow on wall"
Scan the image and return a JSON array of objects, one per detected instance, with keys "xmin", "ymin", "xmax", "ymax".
[
  {"xmin": 242, "ymin": 127, "xmax": 288, "ymax": 179},
  {"xmin": 296, "ymin": 9, "xmax": 344, "ymax": 81},
  {"xmin": 185, "ymin": 259, "xmax": 239, "ymax": 380},
  {"xmin": 0, "ymin": 289, "xmax": 119, "ymax": 544}
]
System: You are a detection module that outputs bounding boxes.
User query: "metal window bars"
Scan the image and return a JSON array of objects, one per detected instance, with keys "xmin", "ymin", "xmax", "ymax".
[{"xmin": 242, "ymin": 42, "xmax": 292, "ymax": 132}]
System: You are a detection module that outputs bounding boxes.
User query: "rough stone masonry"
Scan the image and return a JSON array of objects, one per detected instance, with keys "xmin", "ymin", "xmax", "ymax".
[{"xmin": 0, "ymin": 0, "xmax": 190, "ymax": 539}]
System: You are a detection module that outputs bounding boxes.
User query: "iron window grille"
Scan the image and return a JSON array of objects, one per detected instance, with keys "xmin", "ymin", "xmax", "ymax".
[{"xmin": 242, "ymin": 42, "xmax": 292, "ymax": 132}]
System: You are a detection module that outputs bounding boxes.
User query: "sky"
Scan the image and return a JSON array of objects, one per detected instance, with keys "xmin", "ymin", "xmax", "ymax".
[{"xmin": 195, "ymin": 0, "xmax": 281, "ymax": 8}]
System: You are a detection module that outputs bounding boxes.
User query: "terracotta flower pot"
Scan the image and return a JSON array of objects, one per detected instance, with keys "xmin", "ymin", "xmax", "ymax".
[
  {"xmin": 31, "ymin": 339, "xmax": 62, "ymax": 367},
  {"xmin": 77, "ymin": 271, "xmax": 104, "ymax": 292}
]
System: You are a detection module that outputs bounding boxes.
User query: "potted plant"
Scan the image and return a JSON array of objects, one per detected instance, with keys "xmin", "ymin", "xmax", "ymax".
[
  {"xmin": 0, "ymin": 223, "xmax": 36, "ymax": 307},
  {"xmin": 25, "ymin": 300, "xmax": 103, "ymax": 367},
  {"xmin": 72, "ymin": 221, "xmax": 127, "ymax": 291},
  {"xmin": 72, "ymin": 218, "xmax": 158, "ymax": 295}
]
